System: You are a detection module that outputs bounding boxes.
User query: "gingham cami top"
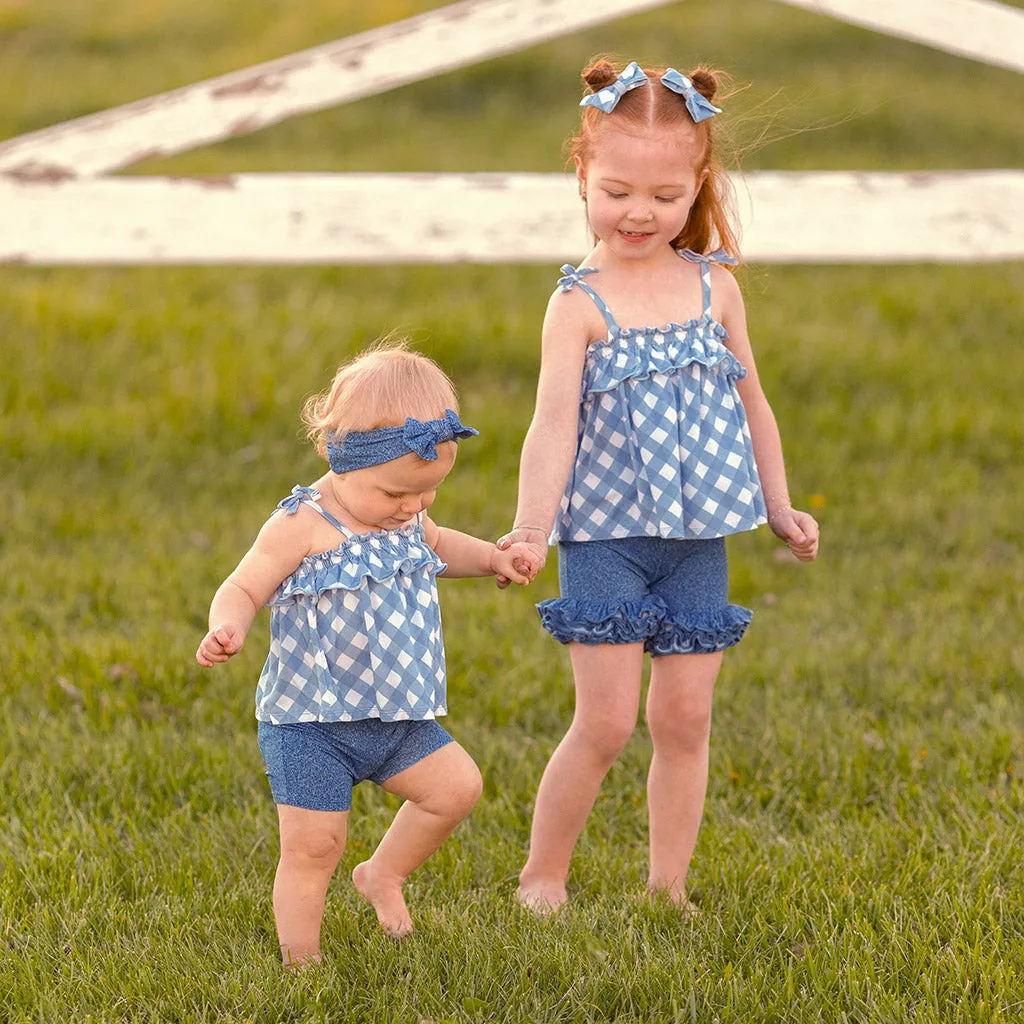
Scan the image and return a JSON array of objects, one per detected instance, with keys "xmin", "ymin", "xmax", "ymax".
[
  {"xmin": 552, "ymin": 248, "xmax": 768, "ymax": 543},
  {"xmin": 255, "ymin": 487, "xmax": 448, "ymax": 725}
]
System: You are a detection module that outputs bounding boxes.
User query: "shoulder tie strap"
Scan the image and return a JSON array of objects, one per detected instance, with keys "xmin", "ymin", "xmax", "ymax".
[
  {"xmin": 275, "ymin": 485, "xmax": 352, "ymax": 537},
  {"xmin": 676, "ymin": 248, "xmax": 739, "ymax": 318},
  {"xmin": 557, "ymin": 265, "xmax": 618, "ymax": 332}
]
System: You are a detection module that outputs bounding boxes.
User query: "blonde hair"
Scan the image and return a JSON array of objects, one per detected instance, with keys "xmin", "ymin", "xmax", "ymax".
[
  {"xmin": 570, "ymin": 57, "xmax": 741, "ymax": 259},
  {"xmin": 302, "ymin": 339, "xmax": 460, "ymax": 460}
]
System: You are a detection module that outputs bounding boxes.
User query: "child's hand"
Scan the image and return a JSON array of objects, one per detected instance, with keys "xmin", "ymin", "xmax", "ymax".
[
  {"xmin": 494, "ymin": 529, "xmax": 548, "ymax": 589},
  {"xmin": 196, "ymin": 624, "xmax": 246, "ymax": 666},
  {"xmin": 769, "ymin": 507, "xmax": 819, "ymax": 562},
  {"xmin": 491, "ymin": 540, "xmax": 545, "ymax": 587}
]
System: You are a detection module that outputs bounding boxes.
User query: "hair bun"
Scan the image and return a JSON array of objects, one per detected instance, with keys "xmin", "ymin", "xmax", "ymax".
[
  {"xmin": 687, "ymin": 67, "xmax": 718, "ymax": 101},
  {"xmin": 583, "ymin": 59, "xmax": 619, "ymax": 91}
]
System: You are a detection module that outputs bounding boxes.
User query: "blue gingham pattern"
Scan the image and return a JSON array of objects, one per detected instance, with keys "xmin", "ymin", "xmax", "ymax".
[
  {"xmin": 579, "ymin": 60, "xmax": 648, "ymax": 113},
  {"xmin": 255, "ymin": 488, "xmax": 448, "ymax": 725},
  {"xmin": 553, "ymin": 250, "xmax": 767, "ymax": 542}
]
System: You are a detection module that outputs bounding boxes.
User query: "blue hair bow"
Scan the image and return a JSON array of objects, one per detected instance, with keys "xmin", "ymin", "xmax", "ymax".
[
  {"xmin": 579, "ymin": 61, "xmax": 648, "ymax": 113},
  {"xmin": 326, "ymin": 409, "xmax": 478, "ymax": 474},
  {"xmin": 660, "ymin": 68, "xmax": 721, "ymax": 123},
  {"xmin": 402, "ymin": 409, "xmax": 476, "ymax": 461}
]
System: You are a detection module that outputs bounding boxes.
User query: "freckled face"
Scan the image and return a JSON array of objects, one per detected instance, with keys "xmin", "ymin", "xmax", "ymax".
[
  {"xmin": 576, "ymin": 127, "xmax": 707, "ymax": 260},
  {"xmin": 331, "ymin": 445, "xmax": 456, "ymax": 532}
]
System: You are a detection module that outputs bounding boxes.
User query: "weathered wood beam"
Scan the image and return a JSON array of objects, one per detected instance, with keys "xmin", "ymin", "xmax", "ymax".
[
  {"xmin": 772, "ymin": 0, "xmax": 1024, "ymax": 74},
  {"xmin": 0, "ymin": 0, "xmax": 676, "ymax": 180},
  {"xmin": 4, "ymin": 171, "xmax": 1022, "ymax": 264}
]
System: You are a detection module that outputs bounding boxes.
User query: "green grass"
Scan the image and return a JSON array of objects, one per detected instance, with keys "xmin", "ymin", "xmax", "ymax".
[{"xmin": 2, "ymin": 2, "xmax": 1023, "ymax": 1022}]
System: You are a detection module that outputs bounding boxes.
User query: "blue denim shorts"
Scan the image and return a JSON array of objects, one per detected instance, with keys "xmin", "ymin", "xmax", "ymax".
[
  {"xmin": 537, "ymin": 536, "xmax": 752, "ymax": 656},
  {"xmin": 257, "ymin": 718, "xmax": 454, "ymax": 812}
]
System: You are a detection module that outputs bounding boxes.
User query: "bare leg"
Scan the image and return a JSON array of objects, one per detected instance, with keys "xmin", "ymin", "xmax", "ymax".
[
  {"xmin": 518, "ymin": 642, "xmax": 644, "ymax": 913},
  {"xmin": 353, "ymin": 741, "xmax": 482, "ymax": 937},
  {"xmin": 273, "ymin": 805, "xmax": 349, "ymax": 968},
  {"xmin": 645, "ymin": 650, "xmax": 722, "ymax": 908}
]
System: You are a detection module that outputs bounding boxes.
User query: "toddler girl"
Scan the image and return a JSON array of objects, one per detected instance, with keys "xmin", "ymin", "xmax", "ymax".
[
  {"xmin": 502, "ymin": 59, "xmax": 819, "ymax": 914},
  {"xmin": 197, "ymin": 342, "xmax": 539, "ymax": 965}
]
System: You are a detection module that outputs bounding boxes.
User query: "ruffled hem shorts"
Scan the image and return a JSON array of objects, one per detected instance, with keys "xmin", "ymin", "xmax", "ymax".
[{"xmin": 537, "ymin": 536, "xmax": 751, "ymax": 656}]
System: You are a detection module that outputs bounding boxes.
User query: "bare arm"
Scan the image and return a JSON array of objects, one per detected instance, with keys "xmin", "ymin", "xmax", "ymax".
[
  {"xmin": 504, "ymin": 288, "xmax": 593, "ymax": 555},
  {"xmin": 422, "ymin": 516, "xmax": 541, "ymax": 585},
  {"xmin": 718, "ymin": 269, "xmax": 819, "ymax": 561},
  {"xmin": 196, "ymin": 511, "xmax": 312, "ymax": 665}
]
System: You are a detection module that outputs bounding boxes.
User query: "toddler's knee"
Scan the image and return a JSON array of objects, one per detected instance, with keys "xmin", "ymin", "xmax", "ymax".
[
  {"xmin": 282, "ymin": 828, "xmax": 346, "ymax": 868},
  {"xmin": 445, "ymin": 761, "xmax": 484, "ymax": 819}
]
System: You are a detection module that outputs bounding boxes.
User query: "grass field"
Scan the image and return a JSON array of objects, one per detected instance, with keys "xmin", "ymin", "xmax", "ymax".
[{"xmin": 2, "ymin": 1, "xmax": 1023, "ymax": 1021}]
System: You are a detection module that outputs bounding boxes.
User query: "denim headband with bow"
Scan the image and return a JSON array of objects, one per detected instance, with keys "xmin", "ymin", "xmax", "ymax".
[
  {"xmin": 580, "ymin": 62, "xmax": 722, "ymax": 123},
  {"xmin": 326, "ymin": 409, "xmax": 478, "ymax": 473}
]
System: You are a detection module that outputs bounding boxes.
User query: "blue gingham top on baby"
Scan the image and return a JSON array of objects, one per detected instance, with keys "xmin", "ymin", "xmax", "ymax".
[
  {"xmin": 553, "ymin": 249, "xmax": 767, "ymax": 542},
  {"xmin": 255, "ymin": 487, "xmax": 448, "ymax": 725}
]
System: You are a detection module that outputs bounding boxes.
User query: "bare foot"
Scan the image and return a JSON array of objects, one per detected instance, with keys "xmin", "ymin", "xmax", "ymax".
[
  {"xmin": 352, "ymin": 861, "xmax": 413, "ymax": 938},
  {"xmin": 282, "ymin": 949, "xmax": 322, "ymax": 972},
  {"xmin": 647, "ymin": 885, "xmax": 702, "ymax": 919},
  {"xmin": 676, "ymin": 899, "xmax": 702, "ymax": 920},
  {"xmin": 517, "ymin": 879, "xmax": 568, "ymax": 916}
]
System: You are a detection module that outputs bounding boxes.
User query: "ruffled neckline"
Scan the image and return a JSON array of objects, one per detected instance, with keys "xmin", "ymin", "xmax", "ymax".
[
  {"xmin": 298, "ymin": 519, "xmax": 428, "ymax": 566},
  {"xmin": 583, "ymin": 319, "xmax": 745, "ymax": 396},
  {"xmin": 595, "ymin": 313, "xmax": 726, "ymax": 343},
  {"xmin": 269, "ymin": 520, "xmax": 446, "ymax": 604}
]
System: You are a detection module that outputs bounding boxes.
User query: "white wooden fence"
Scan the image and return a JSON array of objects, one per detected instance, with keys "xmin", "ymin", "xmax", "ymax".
[
  {"xmin": 1, "ymin": 0, "xmax": 1022, "ymax": 264},
  {"xmin": 5, "ymin": 170, "xmax": 1023, "ymax": 265}
]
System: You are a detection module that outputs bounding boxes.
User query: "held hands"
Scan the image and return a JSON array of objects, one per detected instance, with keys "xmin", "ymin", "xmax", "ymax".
[
  {"xmin": 196, "ymin": 623, "xmax": 246, "ymax": 667},
  {"xmin": 768, "ymin": 506, "xmax": 819, "ymax": 562},
  {"xmin": 490, "ymin": 539, "xmax": 545, "ymax": 588},
  {"xmin": 494, "ymin": 527, "xmax": 549, "ymax": 590}
]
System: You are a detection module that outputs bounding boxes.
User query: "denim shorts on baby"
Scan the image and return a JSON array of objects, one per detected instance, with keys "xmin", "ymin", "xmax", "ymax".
[
  {"xmin": 257, "ymin": 717, "xmax": 454, "ymax": 812},
  {"xmin": 537, "ymin": 535, "xmax": 752, "ymax": 656}
]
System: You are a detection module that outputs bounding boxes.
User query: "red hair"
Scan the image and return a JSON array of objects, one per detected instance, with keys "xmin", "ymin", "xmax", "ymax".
[{"xmin": 569, "ymin": 58, "xmax": 740, "ymax": 260}]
